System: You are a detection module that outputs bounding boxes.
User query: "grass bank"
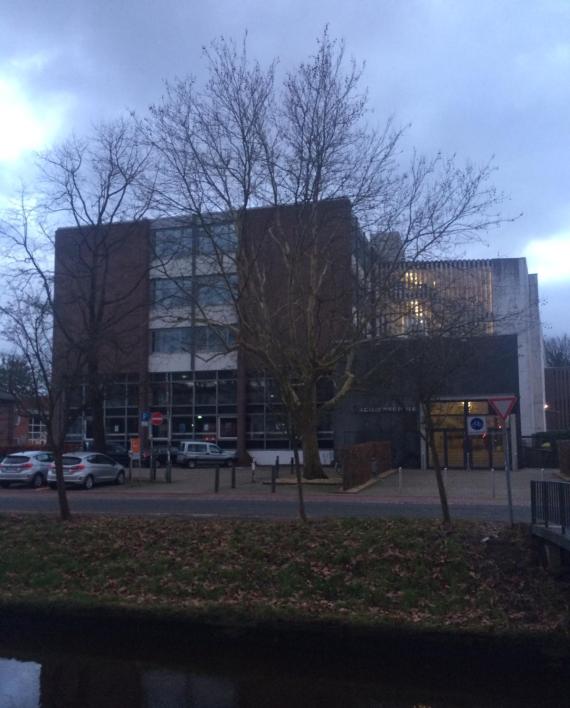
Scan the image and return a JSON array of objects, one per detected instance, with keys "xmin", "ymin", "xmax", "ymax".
[{"xmin": 0, "ymin": 515, "xmax": 568, "ymax": 636}]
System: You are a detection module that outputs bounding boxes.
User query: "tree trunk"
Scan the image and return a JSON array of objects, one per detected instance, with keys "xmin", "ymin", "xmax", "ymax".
[
  {"xmin": 292, "ymin": 438, "xmax": 308, "ymax": 522},
  {"xmin": 91, "ymin": 393, "xmax": 106, "ymax": 451},
  {"xmin": 49, "ymin": 401, "xmax": 72, "ymax": 522},
  {"xmin": 301, "ymin": 423, "xmax": 327, "ymax": 479},
  {"xmin": 423, "ymin": 403, "xmax": 451, "ymax": 525},
  {"xmin": 52, "ymin": 446, "xmax": 72, "ymax": 522}
]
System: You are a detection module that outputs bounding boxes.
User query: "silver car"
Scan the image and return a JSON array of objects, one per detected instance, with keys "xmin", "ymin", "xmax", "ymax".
[
  {"xmin": 176, "ymin": 441, "xmax": 237, "ymax": 468},
  {"xmin": 47, "ymin": 451, "xmax": 126, "ymax": 490},
  {"xmin": 0, "ymin": 451, "xmax": 54, "ymax": 488}
]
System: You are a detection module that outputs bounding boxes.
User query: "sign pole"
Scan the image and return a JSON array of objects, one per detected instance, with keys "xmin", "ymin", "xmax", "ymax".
[
  {"xmin": 504, "ymin": 415, "xmax": 514, "ymax": 527},
  {"xmin": 488, "ymin": 396, "xmax": 517, "ymax": 527}
]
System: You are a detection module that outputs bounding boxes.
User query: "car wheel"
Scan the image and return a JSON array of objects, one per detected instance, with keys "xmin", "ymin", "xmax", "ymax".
[
  {"xmin": 115, "ymin": 470, "xmax": 126, "ymax": 485},
  {"xmin": 0, "ymin": 482, "xmax": 10, "ymax": 489},
  {"xmin": 83, "ymin": 475, "xmax": 94, "ymax": 490},
  {"xmin": 188, "ymin": 460, "xmax": 196, "ymax": 469},
  {"xmin": 30, "ymin": 473, "xmax": 44, "ymax": 489}
]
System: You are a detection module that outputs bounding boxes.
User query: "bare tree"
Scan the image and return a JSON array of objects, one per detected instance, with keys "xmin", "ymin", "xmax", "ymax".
[
  {"xmin": 0, "ymin": 353, "xmax": 35, "ymax": 395},
  {"xmin": 141, "ymin": 30, "xmax": 507, "ymax": 496},
  {"xmin": 0, "ymin": 203, "xmax": 79, "ymax": 520},
  {"xmin": 37, "ymin": 118, "xmax": 154, "ymax": 451},
  {"xmin": 0, "ymin": 118, "xmax": 153, "ymax": 516},
  {"xmin": 545, "ymin": 335, "xmax": 570, "ymax": 367}
]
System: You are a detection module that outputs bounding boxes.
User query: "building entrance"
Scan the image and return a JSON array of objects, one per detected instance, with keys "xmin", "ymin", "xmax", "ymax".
[
  {"xmin": 430, "ymin": 429, "xmax": 506, "ymax": 469},
  {"xmin": 428, "ymin": 400, "xmax": 510, "ymax": 469}
]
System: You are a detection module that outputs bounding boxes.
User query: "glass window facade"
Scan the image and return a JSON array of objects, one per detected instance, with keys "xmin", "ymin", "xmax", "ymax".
[
  {"xmin": 151, "ymin": 277, "xmax": 193, "ymax": 308},
  {"xmin": 245, "ymin": 372, "xmax": 334, "ymax": 450},
  {"xmin": 66, "ymin": 369, "xmax": 335, "ymax": 452},
  {"xmin": 152, "ymin": 227, "xmax": 193, "ymax": 260},
  {"xmin": 150, "ymin": 326, "xmax": 236, "ymax": 354},
  {"xmin": 150, "ymin": 274, "xmax": 237, "ymax": 309},
  {"xmin": 152, "ymin": 220, "xmax": 236, "ymax": 260},
  {"xmin": 151, "ymin": 328, "xmax": 192, "ymax": 354}
]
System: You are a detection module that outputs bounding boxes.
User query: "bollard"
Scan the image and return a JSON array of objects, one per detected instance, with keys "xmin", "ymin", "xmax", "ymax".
[
  {"xmin": 444, "ymin": 467, "xmax": 448, "ymax": 488},
  {"xmin": 231, "ymin": 462, "xmax": 236, "ymax": 489},
  {"xmin": 290, "ymin": 456, "xmax": 294, "ymax": 475},
  {"xmin": 215, "ymin": 465, "xmax": 220, "ymax": 493},
  {"xmin": 541, "ymin": 467, "xmax": 545, "ymax": 483},
  {"xmin": 275, "ymin": 455, "xmax": 280, "ymax": 478},
  {"xmin": 491, "ymin": 467, "xmax": 495, "ymax": 499},
  {"xmin": 251, "ymin": 459, "xmax": 256, "ymax": 483},
  {"xmin": 398, "ymin": 466, "xmax": 403, "ymax": 494},
  {"xmin": 271, "ymin": 465, "xmax": 276, "ymax": 493}
]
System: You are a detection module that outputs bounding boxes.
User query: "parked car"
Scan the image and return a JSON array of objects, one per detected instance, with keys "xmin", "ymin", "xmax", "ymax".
[
  {"xmin": 176, "ymin": 441, "xmax": 237, "ymax": 468},
  {"xmin": 0, "ymin": 451, "xmax": 53, "ymax": 488},
  {"xmin": 48, "ymin": 452, "xmax": 126, "ymax": 490},
  {"xmin": 141, "ymin": 445, "xmax": 180, "ymax": 466},
  {"xmin": 83, "ymin": 440, "xmax": 130, "ymax": 468}
]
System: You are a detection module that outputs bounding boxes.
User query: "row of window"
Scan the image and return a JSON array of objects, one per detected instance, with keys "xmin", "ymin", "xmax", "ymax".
[
  {"xmin": 151, "ymin": 274, "xmax": 237, "ymax": 309},
  {"xmin": 152, "ymin": 222, "xmax": 236, "ymax": 260},
  {"xmin": 151, "ymin": 326, "xmax": 236, "ymax": 354}
]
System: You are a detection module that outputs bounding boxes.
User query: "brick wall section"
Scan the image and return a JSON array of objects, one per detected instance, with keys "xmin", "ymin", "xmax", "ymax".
[
  {"xmin": 240, "ymin": 199, "xmax": 355, "ymax": 369},
  {"xmin": 341, "ymin": 440, "xmax": 391, "ymax": 490},
  {"xmin": 0, "ymin": 401, "xmax": 15, "ymax": 447},
  {"xmin": 53, "ymin": 221, "xmax": 150, "ymax": 379}
]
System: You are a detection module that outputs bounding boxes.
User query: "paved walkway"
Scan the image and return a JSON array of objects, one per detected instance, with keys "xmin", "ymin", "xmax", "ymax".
[{"xmin": 105, "ymin": 464, "xmax": 560, "ymax": 506}]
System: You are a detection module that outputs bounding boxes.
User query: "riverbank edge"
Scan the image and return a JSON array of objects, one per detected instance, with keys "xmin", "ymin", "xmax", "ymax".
[{"xmin": 1, "ymin": 600, "xmax": 569, "ymax": 676}]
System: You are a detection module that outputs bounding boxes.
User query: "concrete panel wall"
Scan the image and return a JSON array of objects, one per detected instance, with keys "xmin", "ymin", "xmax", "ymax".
[{"xmin": 491, "ymin": 258, "xmax": 545, "ymax": 436}]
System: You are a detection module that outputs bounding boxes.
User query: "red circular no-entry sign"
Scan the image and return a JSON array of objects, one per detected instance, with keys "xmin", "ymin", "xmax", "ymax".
[{"xmin": 150, "ymin": 411, "xmax": 164, "ymax": 426}]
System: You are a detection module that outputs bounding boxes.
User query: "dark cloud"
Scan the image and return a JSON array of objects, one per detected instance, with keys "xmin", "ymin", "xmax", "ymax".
[{"xmin": 1, "ymin": 0, "xmax": 569, "ymax": 330}]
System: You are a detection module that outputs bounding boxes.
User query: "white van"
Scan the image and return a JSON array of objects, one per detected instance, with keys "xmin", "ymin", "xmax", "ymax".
[{"xmin": 176, "ymin": 441, "xmax": 237, "ymax": 468}]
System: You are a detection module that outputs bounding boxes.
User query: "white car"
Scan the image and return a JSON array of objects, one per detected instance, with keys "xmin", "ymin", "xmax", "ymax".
[
  {"xmin": 0, "ymin": 451, "xmax": 54, "ymax": 488},
  {"xmin": 48, "ymin": 451, "xmax": 126, "ymax": 490},
  {"xmin": 176, "ymin": 441, "xmax": 237, "ymax": 468}
]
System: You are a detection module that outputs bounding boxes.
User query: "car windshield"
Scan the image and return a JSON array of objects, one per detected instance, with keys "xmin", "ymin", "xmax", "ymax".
[
  {"xmin": 62, "ymin": 456, "xmax": 82, "ymax": 466},
  {"xmin": 3, "ymin": 456, "xmax": 30, "ymax": 465}
]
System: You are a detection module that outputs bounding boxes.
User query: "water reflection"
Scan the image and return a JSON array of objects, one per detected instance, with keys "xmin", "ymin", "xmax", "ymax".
[
  {"xmin": 0, "ymin": 658, "xmax": 40, "ymax": 708},
  {"xmin": 0, "ymin": 645, "xmax": 567, "ymax": 707}
]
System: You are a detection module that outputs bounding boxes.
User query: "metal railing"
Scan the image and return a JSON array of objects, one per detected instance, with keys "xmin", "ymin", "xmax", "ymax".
[{"xmin": 531, "ymin": 480, "xmax": 570, "ymax": 533}]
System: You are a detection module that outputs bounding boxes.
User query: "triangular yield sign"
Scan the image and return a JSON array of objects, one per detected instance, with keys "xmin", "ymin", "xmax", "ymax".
[{"xmin": 488, "ymin": 396, "xmax": 517, "ymax": 421}]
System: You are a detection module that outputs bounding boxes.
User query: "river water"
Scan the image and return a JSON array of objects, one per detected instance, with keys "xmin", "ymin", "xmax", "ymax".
[{"xmin": 1, "ymin": 638, "xmax": 569, "ymax": 708}]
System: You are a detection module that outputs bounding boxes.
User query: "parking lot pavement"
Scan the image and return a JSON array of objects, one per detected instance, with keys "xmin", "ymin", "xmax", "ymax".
[{"xmin": 54, "ymin": 464, "xmax": 556, "ymax": 507}]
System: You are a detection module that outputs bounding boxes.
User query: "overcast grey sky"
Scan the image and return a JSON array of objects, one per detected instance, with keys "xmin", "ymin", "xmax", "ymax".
[{"xmin": 1, "ymin": 0, "xmax": 569, "ymax": 332}]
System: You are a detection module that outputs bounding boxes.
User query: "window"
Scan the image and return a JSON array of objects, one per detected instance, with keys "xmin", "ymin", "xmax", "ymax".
[
  {"xmin": 197, "ymin": 274, "xmax": 237, "ymax": 307},
  {"xmin": 151, "ymin": 328, "xmax": 192, "ymax": 354},
  {"xmin": 152, "ymin": 274, "xmax": 237, "ymax": 309},
  {"xmin": 195, "ymin": 380, "xmax": 217, "ymax": 405},
  {"xmin": 151, "ymin": 277, "xmax": 192, "ymax": 309},
  {"xmin": 172, "ymin": 381, "xmax": 194, "ymax": 405},
  {"xmin": 152, "ymin": 227, "xmax": 193, "ymax": 260},
  {"xmin": 403, "ymin": 299, "xmax": 428, "ymax": 334},
  {"xmin": 194, "ymin": 325, "xmax": 235, "ymax": 353},
  {"xmin": 28, "ymin": 415, "xmax": 47, "ymax": 444},
  {"xmin": 196, "ymin": 221, "xmax": 236, "ymax": 255},
  {"xmin": 218, "ymin": 379, "xmax": 237, "ymax": 404}
]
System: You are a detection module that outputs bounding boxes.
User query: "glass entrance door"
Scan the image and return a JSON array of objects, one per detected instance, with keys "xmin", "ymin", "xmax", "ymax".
[{"xmin": 430, "ymin": 429, "xmax": 466, "ymax": 469}]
